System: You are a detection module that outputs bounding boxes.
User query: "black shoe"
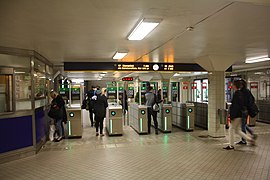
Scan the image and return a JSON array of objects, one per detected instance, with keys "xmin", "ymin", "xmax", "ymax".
[
  {"xmin": 236, "ymin": 141, "xmax": 247, "ymax": 145},
  {"xmin": 155, "ymin": 130, "xmax": 158, "ymax": 135},
  {"xmin": 223, "ymin": 145, "xmax": 234, "ymax": 150},
  {"xmin": 96, "ymin": 133, "xmax": 99, "ymax": 136}
]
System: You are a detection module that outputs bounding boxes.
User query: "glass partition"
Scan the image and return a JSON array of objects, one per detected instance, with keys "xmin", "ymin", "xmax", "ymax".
[
  {"xmin": 34, "ymin": 72, "xmax": 46, "ymax": 98},
  {"xmin": 0, "ymin": 74, "xmax": 13, "ymax": 113}
]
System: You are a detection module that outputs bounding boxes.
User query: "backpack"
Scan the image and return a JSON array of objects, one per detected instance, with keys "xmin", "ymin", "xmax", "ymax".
[{"xmin": 246, "ymin": 90, "xmax": 259, "ymax": 118}]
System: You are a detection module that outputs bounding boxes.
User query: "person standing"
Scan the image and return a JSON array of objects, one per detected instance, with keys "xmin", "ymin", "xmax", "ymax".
[
  {"xmin": 92, "ymin": 89, "xmax": 108, "ymax": 136},
  {"xmin": 224, "ymin": 80, "xmax": 255, "ymax": 150},
  {"xmin": 49, "ymin": 91, "xmax": 67, "ymax": 142},
  {"xmin": 236, "ymin": 79, "xmax": 257, "ymax": 145},
  {"xmin": 87, "ymin": 86, "xmax": 97, "ymax": 127},
  {"xmin": 145, "ymin": 86, "xmax": 162, "ymax": 135}
]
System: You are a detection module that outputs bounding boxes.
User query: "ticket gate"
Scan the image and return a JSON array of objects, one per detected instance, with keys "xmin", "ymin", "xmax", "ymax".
[
  {"xmin": 66, "ymin": 108, "xmax": 82, "ymax": 138},
  {"xmin": 106, "ymin": 106, "xmax": 123, "ymax": 136},
  {"xmin": 181, "ymin": 103, "xmax": 195, "ymax": 131},
  {"xmin": 129, "ymin": 103, "xmax": 148, "ymax": 134},
  {"xmin": 156, "ymin": 104, "xmax": 172, "ymax": 133},
  {"xmin": 174, "ymin": 103, "xmax": 195, "ymax": 131}
]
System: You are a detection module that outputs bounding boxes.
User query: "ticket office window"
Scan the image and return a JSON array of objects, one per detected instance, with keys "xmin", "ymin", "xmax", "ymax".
[
  {"xmin": 0, "ymin": 75, "xmax": 13, "ymax": 113},
  {"xmin": 15, "ymin": 70, "xmax": 32, "ymax": 111}
]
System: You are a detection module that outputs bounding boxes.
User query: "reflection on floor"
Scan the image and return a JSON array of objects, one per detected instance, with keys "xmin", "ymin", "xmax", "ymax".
[{"xmin": 0, "ymin": 122, "xmax": 270, "ymax": 180}]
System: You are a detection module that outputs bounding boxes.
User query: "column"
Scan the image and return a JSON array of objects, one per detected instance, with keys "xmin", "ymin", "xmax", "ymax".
[{"xmin": 208, "ymin": 71, "xmax": 225, "ymax": 137}]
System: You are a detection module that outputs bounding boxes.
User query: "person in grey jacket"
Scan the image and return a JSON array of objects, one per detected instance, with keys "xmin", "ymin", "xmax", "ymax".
[{"xmin": 145, "ymin": 86, "xmax": 162, "ymax": 135}]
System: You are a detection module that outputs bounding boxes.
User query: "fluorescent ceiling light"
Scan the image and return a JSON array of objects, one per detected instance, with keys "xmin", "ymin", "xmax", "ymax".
[
  {"xmin": 15, "ymin": 71, "xmax": 26, "ymax": 74},
  {"xmin": 128, "ymin": 19, "xmax": 161, "ymax": 40},
  {"xmin": 245, "ymin": 55, "xmax": 270, "ymax": 63},
  {"xmin": 113, "ymin": 52, "xmax": 128, "ymax": 60}
]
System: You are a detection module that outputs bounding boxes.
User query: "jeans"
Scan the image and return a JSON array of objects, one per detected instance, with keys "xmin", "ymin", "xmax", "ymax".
[
  {"xmin": 89, "ymin": 108, "xmax": 94, "ymax": 126},
  {"xmin": 147, "ymin": 108, "xmax": 158, "ymax": 133},
  {"xmin": 241, "ymin": 111, "xmax": 254, "ymax": 142},
  {"xmin": 56, "ymin": 119, "xmax": 63, "ymax": 137},
  {"xmin": 230, "ymin": 118, "xmax": 252, "ymax": 146},
  {"xmin": 95, "ymin": 116, "xmax": 104, "ymax": 134}
]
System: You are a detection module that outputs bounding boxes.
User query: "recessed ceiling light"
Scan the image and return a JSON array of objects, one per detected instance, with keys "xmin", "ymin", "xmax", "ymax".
[
  {"xmin": 245, "ymin": 55, "xmax": 270, "ymax": 63},
  {"xmin": 128, "ymin": 18, "xmax": 162, "ymax": 40},
  {"xmin": 113, "ymin": 51, "xmax": 128, "ymax": 60}
]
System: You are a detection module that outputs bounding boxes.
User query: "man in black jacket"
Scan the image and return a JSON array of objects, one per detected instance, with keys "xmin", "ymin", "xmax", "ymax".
[
  {"xmin": 92, "ymin": 89, "xmax": 108, "ymax": 136},
  {"xmin": 224, "ymin": 80, "xmax": 255, "ymax": 150},
  {"xmin": 87, "ymin": 86, "xmax": 96, "ymax": 127}
]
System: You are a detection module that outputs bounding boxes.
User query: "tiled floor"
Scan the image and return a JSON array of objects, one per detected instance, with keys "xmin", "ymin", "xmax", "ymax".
[{"xmin": 1, "ymin": 122, "xmax": 270, "ymax": 180}]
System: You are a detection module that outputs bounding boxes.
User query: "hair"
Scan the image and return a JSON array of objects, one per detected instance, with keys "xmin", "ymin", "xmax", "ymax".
[
  {"xmin": 239, "ymin": 79, "xmax": 247, "ymax": 89},
  {"xmin": 233, "ymin": 80, "xmax": 242, "ymax": 89},
  {"xmin": 147, "ymin": 86, "xmax": 153, "ymax": 92}
]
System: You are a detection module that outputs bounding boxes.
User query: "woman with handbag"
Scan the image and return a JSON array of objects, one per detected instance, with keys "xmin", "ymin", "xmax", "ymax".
[{"xmin": 49, "ymin": 91, "xmax": 67, "ymax": 142}]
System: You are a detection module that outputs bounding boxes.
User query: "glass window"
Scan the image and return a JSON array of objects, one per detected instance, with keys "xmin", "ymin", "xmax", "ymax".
[
  {"xmin": 15, "ymin": 70, "xmax": 31, "ymax": 100},
  {"xmin": 34, "ymin": 72, "xmax": 46, "ymax": 98},
  {"xmin": 202, "ymin": 79, "xmax": 208, "ymax": 102},
  {"xmin": 0, "ymin": 75, "xmax": 13, "ymax": 113},
  {"xmin": 34, "ymin": 59, "xmax": 45, "ymax": 73}
]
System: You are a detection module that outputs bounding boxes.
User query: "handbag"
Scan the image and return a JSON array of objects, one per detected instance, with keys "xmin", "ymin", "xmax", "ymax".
[
  {"xmin": 48, "ymin": 106, "xmax": 63, "ymax": 120},
  {"xmin": 152, "ymin": 94, "xmax": 160, "ymax": 112}
]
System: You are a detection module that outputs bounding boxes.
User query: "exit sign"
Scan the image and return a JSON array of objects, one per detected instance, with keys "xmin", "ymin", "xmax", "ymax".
[{"xmin": 122, "ymin": 77, "xmax": 133, "ymax": 81}]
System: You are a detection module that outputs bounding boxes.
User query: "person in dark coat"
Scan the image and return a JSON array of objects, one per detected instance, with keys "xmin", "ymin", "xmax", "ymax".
[
  {"xmin": 224, "ymin": 80, "xmax": 255, "ymax": 150},
  {"xmin": 92, "ymin": 89, "xmax": 108, "ymax": 136},
  {"xmin": 236, "ymin": 79, "xmax": 257, "ymax": 145},
  {"xmin": 87, "ymin": 86, "xmax": 97, "ymax": 127},
  {"xmin": 50, "ymin": 91, "xmax": 67, "ymax": 142}
]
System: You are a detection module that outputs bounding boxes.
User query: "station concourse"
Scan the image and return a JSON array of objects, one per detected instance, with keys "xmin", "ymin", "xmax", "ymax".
[{"xmin": 0, "ymin": 0, "xmax": 270, "ymax": 179}]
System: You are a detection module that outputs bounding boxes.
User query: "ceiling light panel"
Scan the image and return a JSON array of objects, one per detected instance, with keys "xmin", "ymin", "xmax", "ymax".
[
  {"xmin": 113, "ymin": 52, "xmax": 128, "ymax": 60},
  {"xmin": 245, "ymin": 55, "xmax": 270, "ymax": 63},
  {"xmin": 128, "ymin": 19, "xmax": 162, "ymax": 40}
]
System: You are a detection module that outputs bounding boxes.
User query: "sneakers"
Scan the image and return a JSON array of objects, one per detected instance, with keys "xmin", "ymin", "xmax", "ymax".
[
  {"xmin": 54, "ymin": 136, "xmax": 63, "ymax": 142},
  {"xmin": 223, "ymin": 145, "xmax": 234, "ymax": 150},
  {"xmin": 100, "ymin": 134, "xmax": 105, "ymax": 137},
  {"xmin": 236, "ymin": 141, "xmax": 247, "ymax": 145}
]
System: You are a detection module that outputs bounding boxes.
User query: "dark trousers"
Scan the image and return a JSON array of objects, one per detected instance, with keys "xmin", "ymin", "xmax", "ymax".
[
  {"xmin": 89, "ymin": 108, "xmax": 94, "ymax": 126},
  {"xmin": 95, "ymin": 116, "xmax": 104, "ymax": 134},
  {"xmin": 147, "ymin": 107, "xmax": 158, "ymax": 133}
]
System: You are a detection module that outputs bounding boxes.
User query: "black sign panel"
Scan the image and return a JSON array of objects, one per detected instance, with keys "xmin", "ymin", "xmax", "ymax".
[{"xmin": 64, "ymin": 62, "xmax": 205, "ymax": 72}]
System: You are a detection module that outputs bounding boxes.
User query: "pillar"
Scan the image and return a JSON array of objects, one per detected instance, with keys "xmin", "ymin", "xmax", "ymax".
[{"xmin": 208, "ymin": 71, "xmax": 225, "ymax": 137}]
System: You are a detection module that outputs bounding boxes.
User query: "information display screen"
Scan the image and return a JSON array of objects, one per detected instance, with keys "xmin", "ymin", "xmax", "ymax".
[{"xmin": 64, "ymin": 62, "xmax": 211, "ymax": 72}]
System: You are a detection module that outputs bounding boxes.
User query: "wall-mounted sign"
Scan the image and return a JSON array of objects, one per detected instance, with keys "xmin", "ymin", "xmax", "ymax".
[
  {"xmin": 250, "ymin": 82, "xmax": 258, "ymax": 89},
  {"xmin": 122, "ymin": 77, "xmax": 133, "ymax": 81}
]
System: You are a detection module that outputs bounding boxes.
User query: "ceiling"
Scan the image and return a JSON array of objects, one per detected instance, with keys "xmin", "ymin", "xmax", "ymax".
[{"xmin": 0, "ymin": 0, "xmax": 270, "ymax": 67}]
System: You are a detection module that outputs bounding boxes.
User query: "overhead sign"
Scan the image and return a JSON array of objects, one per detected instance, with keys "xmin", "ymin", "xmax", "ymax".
[{"xmin": 64, "ymin": 62, "xmax": 210, "ymax": 72}]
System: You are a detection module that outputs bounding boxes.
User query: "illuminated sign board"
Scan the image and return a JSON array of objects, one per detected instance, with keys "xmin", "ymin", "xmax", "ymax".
[
  {"xmin": 64, "ymin": 62, "xmax": 211, "ymax": 72},
  {"xmin": 122, "ymin": 77, "xmax": 133, "ymax": 81}
]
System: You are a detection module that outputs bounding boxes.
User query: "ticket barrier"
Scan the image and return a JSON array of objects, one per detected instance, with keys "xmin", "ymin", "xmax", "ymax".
[
  {"xmin": 173, "ymin": 103, "xmax": 195, "ymax": 131},
  {"xmin": 156, "ymin": 104, "xmax": 172, "ymax": 133},
  {"xmin": 106, "ymin": 105, "xmax": 123, "ymax": 136},
  {"xmin": 67, "ymin": 108, "xmax": 82, "ymax": 138},
  {"xmin": 129, "ymin": 103, "xmax": 148, "ymax": 134}
]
